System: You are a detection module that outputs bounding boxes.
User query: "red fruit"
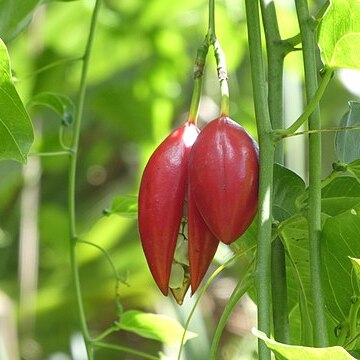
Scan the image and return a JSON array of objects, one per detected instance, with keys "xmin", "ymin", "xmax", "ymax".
[
  {"xmin": 188, "ymin": 187, "xmax": 219, "ymax": 294},
  {"xmin": 138, "ymin": 122, "xmax": 199, "ymax": 295},
  {"xmin": 188, "ymin": 116, "xmax": 259, "ymax": 244}
]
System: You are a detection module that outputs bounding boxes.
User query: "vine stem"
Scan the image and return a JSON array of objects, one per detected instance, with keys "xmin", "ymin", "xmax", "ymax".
[
  {"xmin": 67, "ymin": 0, "xmax": 102, "ymax": 358},
  {"xmin": 245, "ymin": 1, "xmax": 274, "ymax": 359},
  {"xmin": 295, "ymin": 0, "xmax": 328, "ymax": 347},
  {"xmin": 260, "ymin": 0, "xmax": 290, "ymax": 344},
  {"xmin": 93, "ymin": 342, "xmax": 160, "ymax": 360},
  {"xmin": 276, "ymin": 69, "xmax": 333, "ymax": 136},
  {"xmin": 17, "ymin": 56, "xmax": 82, "ymax": 81},
  {"xmin": 209, "ymin": 262, "xmax": 254, "ymax": 359},
  {"xmin": 277, "ymin": 124, "xmax": 360, "ymax": 138}
]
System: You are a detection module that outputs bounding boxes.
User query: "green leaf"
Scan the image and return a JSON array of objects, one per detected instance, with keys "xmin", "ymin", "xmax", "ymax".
[
  {"xmin": 348, "ymin": 159, "xmax": 360, "ymax": 183},
  {"xmin": 28, "ymin": 92, "xmax": 75, "ymax": 126},
  {"xmin": 273, "ymin": 164, "xmax": 305, "ymax": 222},
  {"xmin": 321, "ymin": 176, "xmax": 360, "ymax": 216},
  {"xmin": 335, "ymin": 102, "xmax": 360, "ymax": 163},
  {"xmin": 321, "ymin": 206, "xmax": 360, "ymax": 322},
  {"xmin": 318, "ymin": 0, "xmax": 360, "ymax": 70},
  {"xmin": 0, "ymin": 0, "xmax": 42, "ymax": 41},
  {"xmin": 115, "ymin": 310, "xmax": 197, "ymax": 345},
  {"xmin": 105, "ymin": 195, "xmax": 138, "ymax": 218},
  {"xmin": 279, "ymin": 215, "xmax": 313, "ymax": 346},
  {"xmin": 349, "ymin": 350, "xmax": 360, "ymax": 358},
  {"xmin": 253, "ymin": 329, "xmax": 356, "ymax": 360},
  {"xmin": 0, "ymin": 39, "xmax": 34, "ymax": 163}
]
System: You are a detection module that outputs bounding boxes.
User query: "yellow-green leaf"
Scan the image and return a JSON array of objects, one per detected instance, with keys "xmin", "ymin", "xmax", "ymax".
[{"xmin": 253, "ymin": 329, "xmax": 356, "ymax": 360}]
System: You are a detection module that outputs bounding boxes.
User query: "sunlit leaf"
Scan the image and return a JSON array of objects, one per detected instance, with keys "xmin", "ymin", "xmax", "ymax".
[
  {"xmin": 105, "ymin": 195, "xmax": 138, "ymax": 218},
  {"xmin": 253, "ymin": 329, "xmax": 356, "ymax": 360},
  {"xmin": 28, "ymin": 92, "xmax": 75, "ymax": 126},
  {"xmin": 318, "ymin": 0, "xmax": 360, "ymax": 70},
  {"xmin": 0, "ymin": 39, "xmax": 34, "ymax": 163},
  {"xmin": 115, "ymin": 310, "xmax": 197, "ymax": 345},
  {"xmin": 335, "ymin": 102, "xmax": 360, "ymax": 163}
]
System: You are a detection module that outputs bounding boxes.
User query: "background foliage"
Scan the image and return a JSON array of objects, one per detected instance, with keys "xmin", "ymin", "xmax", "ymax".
[{"xmin": 1, "ymin": 0, "xmax": 360, "ymax": 359}]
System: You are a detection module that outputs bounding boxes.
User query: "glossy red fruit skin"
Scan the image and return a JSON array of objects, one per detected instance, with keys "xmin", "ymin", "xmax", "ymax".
[
  {"xmin": 138, "ymin": 122, "xmax": 199, "ymax": 295},
  {"xmin": 188, "ymin": 187, "xmax": 219, "ymax": 294},
  {"xmin": 188, "ymin": 117, "xmax": 259, "ymax": 244}
]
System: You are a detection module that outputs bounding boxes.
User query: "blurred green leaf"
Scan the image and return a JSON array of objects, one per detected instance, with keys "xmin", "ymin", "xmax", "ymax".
[
  {"xmin": 321, "ymin": 176, "xmax": 360, "ymax": 216},
  {"xmin": 0, "ymin": 0, "xmax": 42, "ymax": 41},
  {"xmin": 253, "ymin": 329, "xmax": 356, "ymax": 360},
  {"xmin": 115, "ymin": 310, "xmax": 197, "ymax": 345},
  {"xmin": 0, "ymin": 38, "xmax": 33, "ymax": 163},
  {"xmin": 321, "ymin": 206, "xmax": 360, "ymax": 323},
  {"xmin": 273, "ymin": 164, "xmax": 305, "ymax": 222},
  {"xmin": 318, "ymin": 0, "xmax": 360, "ymax": 70},
  {"xmin": 28, "ymin": 91, "xmax": 75, "ymax": 126},
  {"xmin": 105, "ymin": 195, "xmax": 138, "ymax": 218},
  {"xmin": 335, "ymin": 102, "xmax": 360, "ymax": 164}
]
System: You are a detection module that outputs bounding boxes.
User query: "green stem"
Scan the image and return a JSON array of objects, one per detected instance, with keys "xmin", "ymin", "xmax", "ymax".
[
  {"xmin": 188, "ymin": 40, "xmax": 209, "ymax": 124},
  {"xmin": 92, "ymin": 325, "xmax": 117, "ymax": 342},
  {"xmin": 30, "ymin": 150, "xmax": 71, "ymax": 157},
  {"xmin": 213, "ymin": 39, "xmax": 229, "ymax": 116},
  {"xmin": 77, "ymin": 240, "xmax": 123, "ymax": 299},
  {"xmin": 245, "ymin": 1, "xmax": 274, "ymax": 359},
  {"xmin": 295, "ymin": 0, "xmax": 328, "ymax": 347},
  {"xmin": 276, "ymin": 69, "xmax": 332, "ymax": 135},
  {"xmin": 282, "ymin": 1, "xmax": 330, "ymax": 50},
  {"xmin": 18, "ymin": 56, "xmax": 82, "ymax": 81},
  {"xmin": 344, "ymin": 330, "xmax": 360, "ymax": 349},
  {"xmin": 67, "ymin": 0, "xmax": 102, "ymax": 357},
  {"xmin": 208, "ymin": 0, "xmax": 216, "ymax": 42},
  {"xmin": 348, "ymin": 297, "xmax": 360, "ymax": 347},
  {"xmin": 337, "ymin": 322, "xmax": 349, "ymax": 346},
  {"xmin": 93, "ymin": 341, "xmax": 160, "ymax": 360},
  {"xmin": 206, "ymin": 0, "xmax": 230, "ymax": 116},
  {"xmin": 277, "ymin": 124, "xmax": 360, "ymax": 139},
  {"xmin": 210, "ymin": 265, "xmax": 254, "ymax": 359},
  {"xmin": 294, "ymin": 169, "xmax": 343, "ymax": 212},
  {"xmin": 260, "ymin": 0, "xmax": 290, "ymax": 344}
]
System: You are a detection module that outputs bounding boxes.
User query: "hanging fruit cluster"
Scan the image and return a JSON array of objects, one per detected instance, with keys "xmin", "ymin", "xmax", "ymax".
[{"xmin": 138, "ymin": 33, "xmax": 259, "ymax": 305}]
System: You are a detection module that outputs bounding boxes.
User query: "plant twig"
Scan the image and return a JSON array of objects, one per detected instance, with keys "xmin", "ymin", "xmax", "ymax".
[
  {"xmin": 67, "ymin": 0, "xmax": 102, "ymax": 357},
  {"xmin": 276, "ymin": 69, "xmax": 333, "ymax": 136},
  {"xmin": 295, "ymin": 0, "xmax": 328, "ymax": 347},
  {"xmin": 260, "ymin": 0, "xmax": 290, "ymax": 344},
  {"xmin": 245, "ymin": 1, "xmax": 274, "ymax": 358},
  {"xmin": 277, "ymin": 125, "xmax": 360, "ymax": 139},
  {"xmin": 210, "ymin": 261, "xmax": 254, "ymax": 359},
  {"xmin": 93, "ymin": 341, "xmax": 160, "ymax": 360}
]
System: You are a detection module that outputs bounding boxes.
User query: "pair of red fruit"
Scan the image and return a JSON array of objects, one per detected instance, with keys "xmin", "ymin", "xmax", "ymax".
[{"xmin": 138, "ymin": 115, "xmax": 259, "ymax": 304}]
